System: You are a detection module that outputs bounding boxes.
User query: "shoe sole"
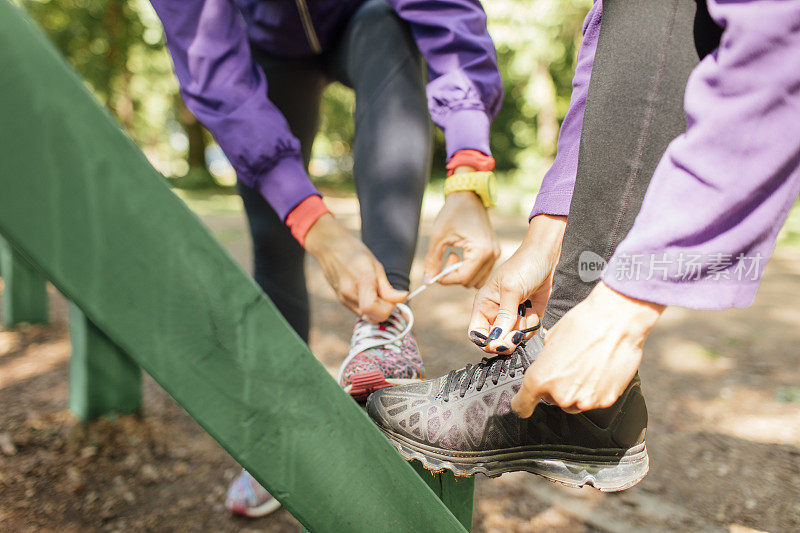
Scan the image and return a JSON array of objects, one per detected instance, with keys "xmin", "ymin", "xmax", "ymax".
[
  {"xmin": 226, "ymin": 498, "xmax": 282, "ymax": 518},
  {"xmin": 382, "ymin": 428, "xmax": 648, "ymax": 492},
  {"xmin": 344, "ymin": 370, "xmax": 422, "ymax": 403}
]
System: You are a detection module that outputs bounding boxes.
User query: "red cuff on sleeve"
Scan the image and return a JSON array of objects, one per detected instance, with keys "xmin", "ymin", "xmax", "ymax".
[
  {"xmin": 446, "ymin": 149, "xmax": 496, "ymax": 177},
  {"xmin": 285, "ymin": 195, "xmax": 330, "ymax": 247}
]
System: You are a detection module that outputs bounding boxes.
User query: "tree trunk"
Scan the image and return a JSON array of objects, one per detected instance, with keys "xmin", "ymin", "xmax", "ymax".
[
  {"xmin": 103, "ymin": 1, "xmax": 133, "ymax": 131},
  {"xmin": 182, "ymin": 104, "xmax": 207, "ymax": 171},
  {"xmin": 175, "ymin": 98, "xmax": 217, "ymax": 189}
]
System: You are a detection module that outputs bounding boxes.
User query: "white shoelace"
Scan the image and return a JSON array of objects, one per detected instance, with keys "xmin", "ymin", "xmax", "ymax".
[{"xmin": 336, "ymin": 261, "xmax": 464, "ymax": 383}]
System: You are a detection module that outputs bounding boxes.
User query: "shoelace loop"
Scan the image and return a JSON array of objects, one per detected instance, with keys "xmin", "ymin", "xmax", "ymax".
[
  {"xmin": 336, "ymin": 303, "xmax": 414, "ymax": 383},
  {"xmin": 337, "ymin": 262, "xmax": 464, "ymax": 383},
  {"xmin": 442, "ymin": 346, "xmax": 532, "ymax": 402}
]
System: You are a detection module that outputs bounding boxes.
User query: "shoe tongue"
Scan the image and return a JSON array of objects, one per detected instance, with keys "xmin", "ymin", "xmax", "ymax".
[
  {"xmin": 351, "ymin": 312, "xmax": 405, "ymax": 352},
  {"xmin": 354, "ymin": 316, "xmax": 397, "ymax": 334},
  {"xmin": 438, "ymin": 343, "xmax": 539, "ymax": 399},
  {"xmin": 519, "ymin": 331, "xmax": 544, "ymax": 363}
]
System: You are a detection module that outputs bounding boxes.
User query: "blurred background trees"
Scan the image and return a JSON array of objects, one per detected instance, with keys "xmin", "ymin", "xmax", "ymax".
[{"xmin": 19, "ymin": 0, "xmax": 591, "ymax": 193}]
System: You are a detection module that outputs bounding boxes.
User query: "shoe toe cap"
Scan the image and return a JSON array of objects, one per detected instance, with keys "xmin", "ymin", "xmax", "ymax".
[
  {"xmin": 366, "ymin": 382, "xmax": 438, "ymax": 440},
  {"xmin": 365, "ymin": 390, "xmax": 390, "ymax": 428}
]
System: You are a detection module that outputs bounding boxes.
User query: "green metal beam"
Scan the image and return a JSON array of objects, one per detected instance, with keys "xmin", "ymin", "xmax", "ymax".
[
  {"xmin": 0, "ymin": 3, "xmax": 468, "ymax": 531},
  {"xmin": 0, "ymin": 236, "xmax": 48, "ymax": 326},
  {"xmin": 69, "ymin": 303, "xmax": 142, "ymax": 421}
]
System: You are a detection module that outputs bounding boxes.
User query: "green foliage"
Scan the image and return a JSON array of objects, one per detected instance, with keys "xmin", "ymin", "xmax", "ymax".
[
  {"xmin": 22, "ymin": 0, "xmax": 593, "ymax": 192},
  {"xmin": 484, "ymin": 0, "xmax": 591, "ymax": 187},
  {"xmin": 777, "ymin": 197, "xmax": 800, "ymax": 246},
  {"xmin": 317, "ymin": 0, "xmax": 593, "ymax": 189},
  {"xmin": 22, "ymin": 0, "xmax": 192, "ymax": 181}
]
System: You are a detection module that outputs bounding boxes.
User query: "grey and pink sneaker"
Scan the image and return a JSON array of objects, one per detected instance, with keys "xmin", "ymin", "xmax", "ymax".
[
  {"xmin": 225, "ymin": 469, "xmax": 281, "ymax": 518},
  {"xmin": 338, "ymin": 303, "xmax": 424, "ymax": 402},
  {"xmin": 366, "ymin": 332, "xmax": 650, "ymax": 492}
]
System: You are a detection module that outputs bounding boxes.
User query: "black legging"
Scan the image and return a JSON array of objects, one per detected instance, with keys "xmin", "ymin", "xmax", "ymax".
[
  {"xmin": 238, "ymin": 0, "xmax": 432, "ymax": 342},
  {"xmin": 543, "ymin": 0, "xmax": 722, "ymax": 328}
]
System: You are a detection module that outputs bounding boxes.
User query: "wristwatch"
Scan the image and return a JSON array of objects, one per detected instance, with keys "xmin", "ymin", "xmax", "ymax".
[{"xmin": 444, "ymin": 171, "xmax": 497, "ymax": 208}]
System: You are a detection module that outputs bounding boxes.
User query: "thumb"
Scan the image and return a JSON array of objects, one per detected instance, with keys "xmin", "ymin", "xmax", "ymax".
[
  {"xmin": 376, "ymin": 263, "xmax": 408, "ymax": 303},
  {"xmin": 486, "ymin": 284, "xmax": 524, "ymax": 352},
  {"xmin": 511, "ymin": 378, "xmax": 539, "ymax": 418}
]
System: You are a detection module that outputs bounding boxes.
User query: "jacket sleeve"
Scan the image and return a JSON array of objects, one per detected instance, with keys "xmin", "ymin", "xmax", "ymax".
[
  {"xmin": 603, "ymin": 0, "xmax": 800, "ymax": 309},
  {"xmin": 529, "ymin": 2, "xmax": 601, "ymax": 219},
  {"xmin": 387, "ymin": 0, "xmax": 504, "ymax": 160},
  {"xmin": 150, "ymin": 0, "xmax": 319, "ymax": 220}
]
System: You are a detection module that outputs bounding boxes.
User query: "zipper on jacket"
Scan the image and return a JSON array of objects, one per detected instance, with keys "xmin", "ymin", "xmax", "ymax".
[{"xmin": 294, "ymin": 0, "xmax": 322, "ymax": 54}]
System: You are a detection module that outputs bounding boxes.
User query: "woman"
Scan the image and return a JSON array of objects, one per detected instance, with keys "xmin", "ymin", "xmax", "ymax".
[
  {"xmin": 150, "ymin": 0, "xmax": 504, "ymax": 517},
  {"xmin": 366, "ymin": 0, "xmax": 800, "ymax": 491}
]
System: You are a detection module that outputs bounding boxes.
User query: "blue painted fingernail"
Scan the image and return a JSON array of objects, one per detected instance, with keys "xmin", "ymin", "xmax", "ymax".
[
  {"xmin": 524, "ymin": 299, "xmax": 533, "ymax": 308},
  {"xmin": 518, "ymin": 303, "xmax": 526, "ymax": 317},
  {"xmin": 512, "ymin": 331, "xmax": 523, "ymax": 344},
  {"xmin": 488, "ymin": 327, "xmax": 502, "ymax": 341},
  {"xmin": 496, "ymin": 345, "xmax": 508, "ymax": 352},
  {"xmin": 469, "ymin": 330, "xmax": 487, "ymax": 347}
]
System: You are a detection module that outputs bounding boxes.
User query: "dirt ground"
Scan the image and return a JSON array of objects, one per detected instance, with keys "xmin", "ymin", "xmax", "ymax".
[{"xmin": 1, "ymin": 192, "xmax": 799, "ymax": 532}]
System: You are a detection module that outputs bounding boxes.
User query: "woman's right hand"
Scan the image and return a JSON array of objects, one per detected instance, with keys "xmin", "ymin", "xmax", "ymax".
[
  {"xmin": 305, "ymin": 214, "xmax": 407, "ymax": 323},
  {"xmin": 468, "ymin": 214, "xmax": 567, "ymax": 353}
]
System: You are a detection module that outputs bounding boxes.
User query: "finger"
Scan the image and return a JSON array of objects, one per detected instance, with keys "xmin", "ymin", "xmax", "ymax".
[
  {"xmin": 510, "ymin": 381, "xmax": 540, "ymax": 418},
  {"xmin": 437, "ymin": 252, "xmax": 472, "ymax": 285},
  {"xmin": 468, "ymin": 244, "xmax": 500, "ymax": 288},
  {"xmin": 343, "ymin": 300, "xmax": 360, "ymax": 316},
  {"xmin": 357, "ymin": 275, "xmax": 393, "ymax": 324},
  {"xmin": 537, "ymin": 391, "xmax": 557, "ymax": 406},
  {"xmin": 553, "ymin": 393, "xmax": 581, "ymax": 414},
  {"xmin": 423, "ymin": 235, "xmax": 451, "ymax": 282},
  {"xmin": 375, "ymin": 263, "xmax": 408, "ymax": 303},
  {"xmin": 497, "ymin": 301, "xmax": 541, "ymax": 350},
  {"xmin": 457, "ymin": 257, "xmax": 491, "ymax": 289},
  {"xmin": 468, "ymin": 293, "xmax": 497, "ymax": 348},
  {"xmin": 486, "ymin": 286, "xmax": 524, "ymax": 353},
  {"xmin": 362, "ymin": 298, "xmax": 394, "ymax": 323},
  {"xmin": 468, "ymin": 259, "xmax": 495, "ymax": 289},
  {"xmin": 468, "ymin": 330, "xmax": 489, "ymax": 347},
  {"xmin": 468, "ymin": 315, "xmax": 492, "ymax": 346},
  {"xmin": 516, "ymin": 311, "xmax": 542, "ymax": 341},
  {"xmin": 338, "ymin": 283, "xmax": 361, "ymax": 316},
  {"xmin": 505, "ymin": 313, "xmax": 540, "ymax": 348},
  {"xmin": 549, "ymin": 387, "xmax": 582, "ymax": 414}
]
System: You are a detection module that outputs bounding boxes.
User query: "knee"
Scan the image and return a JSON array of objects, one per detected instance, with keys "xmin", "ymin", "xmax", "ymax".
[
  {"xmin": 350, "ymin": 0, "xmax": 415, "ymax": 52},
  {"xmin": 351, "ymin": 0, "xmax": 396, "ymax": 28}
]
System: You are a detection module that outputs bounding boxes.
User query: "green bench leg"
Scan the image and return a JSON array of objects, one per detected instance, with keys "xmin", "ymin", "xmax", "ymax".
[
  {"xmin": 68, "ymin": 303, "xmax": 142, "ymax": 421},
  {"xmin": 411, "ymin": 462, "xmax": 475, "ymax": 531},
  {"xmin": 0, "ymin": 236, "xmax": 48, "ymax": 327}
]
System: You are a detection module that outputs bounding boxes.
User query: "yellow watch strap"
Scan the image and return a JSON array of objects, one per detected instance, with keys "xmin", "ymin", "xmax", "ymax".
[{"xmin": 444, "ymin": 171, "xmax": 496, "ymax": 208}]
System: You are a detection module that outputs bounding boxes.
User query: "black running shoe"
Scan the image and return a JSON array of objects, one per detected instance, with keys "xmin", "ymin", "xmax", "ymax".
[{"xmin": 365, "ymin": 332, "xmax": 649, "ymax": 491}]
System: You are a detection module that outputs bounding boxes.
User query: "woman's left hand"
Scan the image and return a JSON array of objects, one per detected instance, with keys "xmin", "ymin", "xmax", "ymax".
[
  {"xmin": 423, "ymin": 190, "xmax": 500, "ymax": 289},
  {"xmin": 468, "ymin": 214, "xmax": 566, "ymax": 353},
  {"xmin": 511, "ymin": 282, "xmax": 664, "ymax": 416}
]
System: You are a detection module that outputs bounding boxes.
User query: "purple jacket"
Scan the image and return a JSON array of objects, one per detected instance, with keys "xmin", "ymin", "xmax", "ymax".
[
  {"xmin": 531, "ymin": 0, "xmax": 800, "ymax": 309},
  {"xmin": 150, "ymin": 0, "xmax": 503, "ymax": 220}
]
